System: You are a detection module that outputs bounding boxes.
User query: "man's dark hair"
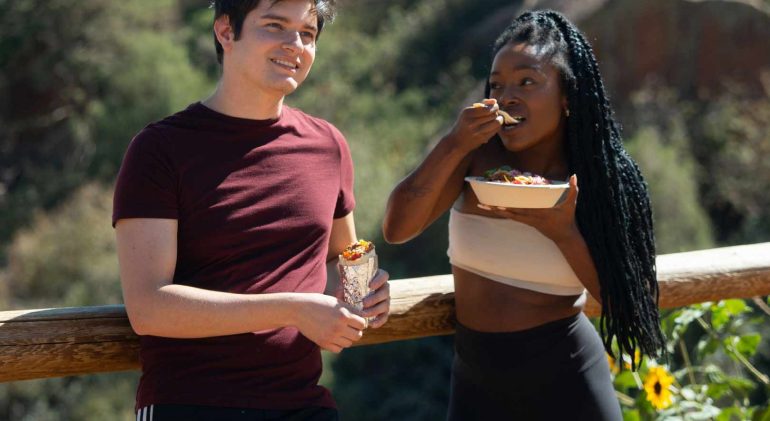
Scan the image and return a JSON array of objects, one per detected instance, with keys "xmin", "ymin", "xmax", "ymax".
[
  {"xmin": 485, "ymin": 10, "xmax": 666, "ymax": 368},
  {"xmin": 210, "ymin": 0, "xmax": 337, "ymax": 64}
]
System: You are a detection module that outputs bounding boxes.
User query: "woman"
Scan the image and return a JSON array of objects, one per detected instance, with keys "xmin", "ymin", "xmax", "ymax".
[{"xmin": 383, "ymin": 10, "xmax": 665, "ymax": 421}]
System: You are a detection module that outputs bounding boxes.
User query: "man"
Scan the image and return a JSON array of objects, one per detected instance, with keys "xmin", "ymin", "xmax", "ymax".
[{"xmin": 113, "ymin": 1, "xmax": 390, "ymax": 419}]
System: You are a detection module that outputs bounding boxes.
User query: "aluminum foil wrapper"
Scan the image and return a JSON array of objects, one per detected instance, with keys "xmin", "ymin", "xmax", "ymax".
[{"xmin": 338, "ymin": 249, "xmax": 378, "ymax": 313}]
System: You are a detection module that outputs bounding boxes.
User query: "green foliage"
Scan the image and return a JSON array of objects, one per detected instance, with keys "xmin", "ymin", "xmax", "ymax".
[
  {"xmin": 0, "ymin": 182, "xmax": 137, "ymax": 419},
  {"xmin": 623, "ymin": 85, "xmax": 770, "ymax": 247},
  {"xmin": 689, "ymin": 90, "xmax": 770, "ymax": 245},
  {"xmin": 330, "ymin": 336, "xmax": 454, "ymax": 420},
  {"xmin": 0, "ymin": 0, "xmax": 213, "ymax": 247},
  {"xmin": 0, "ymin": 373, "xmax": 138, "ymax": 421},
  {"xmin": 88, "ymin": 30, "xmax": 211, "ymax": 179},
  {"xmin": 3, "ymin": 183, "xmax": 120, "ymax": 309},
  {"xmin": 613, "ymin": 299, "xmax": 770, "ymax": 420},
  {"xmin": 624, "ymin": 124, "xmax": 715, "ymax": 254}
]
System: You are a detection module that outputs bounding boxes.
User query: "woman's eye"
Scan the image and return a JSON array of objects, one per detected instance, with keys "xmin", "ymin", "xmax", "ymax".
[
  {"xmin": 301, "ymin": 31, "xmax": 316, "ymax": 40},
  {"xmin": 266, "ymin": 23, "xmax": 284, "ymax": 30},
  {"xmin": 489, "ymin": 82, "xmax": 502, "ymax": 90},
  {"xmin": 521, "ymin": 78, "xmax": 535, "ymax": 86}
]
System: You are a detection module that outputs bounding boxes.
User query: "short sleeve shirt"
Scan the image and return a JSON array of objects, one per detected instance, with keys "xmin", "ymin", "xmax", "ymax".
[{"xmin": 113, "ymin": 102, "xmax": 355, "ymax": 410}]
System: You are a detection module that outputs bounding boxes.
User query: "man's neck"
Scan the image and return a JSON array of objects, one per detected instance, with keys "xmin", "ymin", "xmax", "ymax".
[{"xmin": 202, "ymin": 77, "xmax": 285, "ymax": 121}]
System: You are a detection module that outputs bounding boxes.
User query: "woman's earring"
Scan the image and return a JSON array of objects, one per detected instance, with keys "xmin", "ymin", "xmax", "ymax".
[{"xmin": 565, "ymin": 108, "xmax": 570, "ymax": 117}]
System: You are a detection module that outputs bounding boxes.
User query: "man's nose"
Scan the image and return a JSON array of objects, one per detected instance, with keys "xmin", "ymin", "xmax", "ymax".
[{"xmin": 282, "ymin": 32, "xmax": 303, "ymax": 53}]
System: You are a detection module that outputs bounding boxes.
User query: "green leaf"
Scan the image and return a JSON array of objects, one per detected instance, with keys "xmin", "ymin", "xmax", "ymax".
[
  {"xmin": 723, "ymin": 299, "xmax": 749, "ymax": 314},
  {"xmin": 712, "ymin": 299, "xmax": 751, "ymax": 330},
  {"xmin": 706, "ymin": 382, "xmax": 731, "ymax": 400},
  {"xmin": 753, "ymin": 405, "xmax": 770, "ymax": 421},
  {"xmin": 622, "ymin": 409, "xmax": 641, "ymax": 421},
  {"xmin": 735, "ymin": 333, "xmax": 761, "ymax": 357},
  {"xmin": 614, "ymin": 371, "xmax": 640, "ymax": 391},
  {"xmin": 724, "ymin": 333, "xmax": 761, "ymax": 358},
  {"xmin": 724, "ymin": 375, "xmax": 756, "ymax": 395},
  {"xmin": 711, "ymin": 306, "xmax": 730, "ymax": 330},
  {"xmin": 675, "ymin": 307, "xmax": 706, "ymax": 326},
  {"xmin": 717, "ymin": 406, "xmax": 745, "ymax": 421},
  {"xmin": 697, "ymin": 337, "xmax": 721, "ymax": 359}
]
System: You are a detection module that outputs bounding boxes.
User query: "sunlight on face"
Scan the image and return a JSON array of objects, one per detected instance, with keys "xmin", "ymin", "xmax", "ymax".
[{"xmin": 488, "ymin": 43, "xmax": 567, "ymax": 154}]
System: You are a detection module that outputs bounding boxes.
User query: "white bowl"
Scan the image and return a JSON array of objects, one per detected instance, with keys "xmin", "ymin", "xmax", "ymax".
[{"xmin": 465, "ymin": 176, "xmax": 569, "ymax": 208}]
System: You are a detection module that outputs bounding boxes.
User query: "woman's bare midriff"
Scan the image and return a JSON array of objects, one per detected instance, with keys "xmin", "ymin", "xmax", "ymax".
[{"xmin": 453, "ymin": 266, "xmax": 585, "ymax": 332}]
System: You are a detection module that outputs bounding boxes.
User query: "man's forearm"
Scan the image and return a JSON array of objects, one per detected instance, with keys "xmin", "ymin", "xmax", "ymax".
[{"xmin": 126, "ymin": 285, "xmax": 304, "ymax": 338}]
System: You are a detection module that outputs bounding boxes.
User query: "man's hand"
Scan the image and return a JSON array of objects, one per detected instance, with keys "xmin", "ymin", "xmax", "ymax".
[
  {"xmin": 362, "ymin": 269, "xmax": 391, "ymax": 329},
  {"xmin": 294, "ymin": 293, "xmax": 367, "ymax": 354}
]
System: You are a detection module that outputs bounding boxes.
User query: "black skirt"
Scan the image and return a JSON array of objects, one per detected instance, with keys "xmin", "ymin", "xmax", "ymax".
[{"xmin": 447, "ymin": 312, "xmax": 622, "ymax": 421}]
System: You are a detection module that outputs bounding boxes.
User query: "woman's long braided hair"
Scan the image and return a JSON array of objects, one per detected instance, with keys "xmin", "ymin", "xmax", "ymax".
[{"xmin": 485, "ymin": 10, "xmax": 665, "ymax": 364}]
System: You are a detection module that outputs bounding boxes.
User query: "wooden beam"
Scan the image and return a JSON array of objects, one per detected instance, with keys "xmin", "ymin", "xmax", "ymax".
[{"xmin": 1, "ymin": 242, "xmax": 769, "ymax": 382}]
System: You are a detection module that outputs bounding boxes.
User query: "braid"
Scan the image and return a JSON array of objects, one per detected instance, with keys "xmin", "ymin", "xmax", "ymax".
[{"xmin": 489, "ymin": 10, "xmax": 665, "ymax": 365}]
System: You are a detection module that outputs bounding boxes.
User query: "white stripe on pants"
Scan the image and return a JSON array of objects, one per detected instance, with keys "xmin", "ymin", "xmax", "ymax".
[{"xmin": 136, "ymin": 405, "xmax": 154, "ymax": 421}]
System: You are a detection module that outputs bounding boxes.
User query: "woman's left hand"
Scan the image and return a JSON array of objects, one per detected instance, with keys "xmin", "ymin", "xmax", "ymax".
[
  {"xmin": 478, "ymin": 174, "xmax": 580, "ymax": 243},
  {"xmin": 362, "ymin": 269, "xmax": 391, "ymax": 329}
]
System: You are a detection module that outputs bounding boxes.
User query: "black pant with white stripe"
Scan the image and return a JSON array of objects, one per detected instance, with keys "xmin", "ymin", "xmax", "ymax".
[{"xmin": 136, "ymin": 404, "xmax": 339, "ymax": 421}]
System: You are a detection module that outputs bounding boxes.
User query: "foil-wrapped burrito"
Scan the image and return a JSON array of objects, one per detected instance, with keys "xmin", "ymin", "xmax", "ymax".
[{"xmin": 338, "ymin": 240, "xmax": 377, "ymax": 314}]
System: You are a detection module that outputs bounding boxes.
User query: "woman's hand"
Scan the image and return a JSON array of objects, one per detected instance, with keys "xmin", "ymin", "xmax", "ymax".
[
  {"xmin": 445, "ymin": 98, "xmax": 504, "ymax": 154},
  {"xmin": 362, "ymin": 269, "xmax": 391, "ymax": 329},
  {"xmin": 478, "ymin": 174, "xmax": 581, "ymax": 243}
]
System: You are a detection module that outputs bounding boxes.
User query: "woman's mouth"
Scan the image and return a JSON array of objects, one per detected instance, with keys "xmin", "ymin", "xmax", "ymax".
[{"xmin": 498, "ymin": 110, "xmax": 526, "ymax": 129}]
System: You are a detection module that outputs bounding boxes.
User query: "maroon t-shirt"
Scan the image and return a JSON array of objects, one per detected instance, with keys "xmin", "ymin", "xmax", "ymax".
[{"xmin": 112, "ymin": 103, "xmax": 355, "ymax": 411}]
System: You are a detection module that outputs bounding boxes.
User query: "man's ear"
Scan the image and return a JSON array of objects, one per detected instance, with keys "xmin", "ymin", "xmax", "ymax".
[{"xmin": 214, "ymin": 15, "xmax": 235, "ymax": 53}]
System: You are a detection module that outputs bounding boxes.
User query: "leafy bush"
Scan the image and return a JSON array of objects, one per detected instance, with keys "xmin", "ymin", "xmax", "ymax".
[
  {"xmin": 611, "ymin": 299, "xmax": 770, "ymax": 420},
  {"xmin": 4, "ymin": 183, "xmax": 120, "ymax": 309}
]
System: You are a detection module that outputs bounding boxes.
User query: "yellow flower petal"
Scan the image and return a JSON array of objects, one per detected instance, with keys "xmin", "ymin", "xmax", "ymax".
[{"xmin": 643, "ymin": 366, "xmax": 675, "ymax": 410}]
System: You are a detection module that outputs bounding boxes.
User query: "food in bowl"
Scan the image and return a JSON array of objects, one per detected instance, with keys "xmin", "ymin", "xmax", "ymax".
[
  {"xmin": 483, "ymin": 166, "xmax": 550, "ymax": 185},
  {"xmin": 465, "ymin": 166, "xmax": 568, "ymax": 208}
]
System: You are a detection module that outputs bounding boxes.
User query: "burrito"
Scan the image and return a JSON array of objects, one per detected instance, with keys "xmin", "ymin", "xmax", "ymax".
[{"xmin": 338, "ymin": 240, "xmax": 378, "ymax": 313}]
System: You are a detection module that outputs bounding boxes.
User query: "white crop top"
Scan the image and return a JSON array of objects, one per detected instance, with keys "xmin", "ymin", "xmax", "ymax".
[{"xmin": 447, "ymin": 208, "xmax": 585, "ymax": 296}]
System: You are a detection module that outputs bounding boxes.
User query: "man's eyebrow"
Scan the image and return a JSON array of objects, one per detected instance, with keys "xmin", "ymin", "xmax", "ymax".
[{"xmin": 259, "ymin": 13, "xmax": 318, "ymax": 32}]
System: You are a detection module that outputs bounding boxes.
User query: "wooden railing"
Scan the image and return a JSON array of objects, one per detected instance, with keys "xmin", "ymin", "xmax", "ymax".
[{"xmin": 1, "ymin": 242, "xmax": 769, "ymax": 383}]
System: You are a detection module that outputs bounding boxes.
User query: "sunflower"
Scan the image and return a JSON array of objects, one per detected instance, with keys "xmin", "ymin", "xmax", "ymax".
[
  {"xmin": 606, "ymin": 353, "xmax": 620, "ymax": 375},
  {"xmin": 643, "ymin": 366, "xmax": 675, "ymax": 410}
]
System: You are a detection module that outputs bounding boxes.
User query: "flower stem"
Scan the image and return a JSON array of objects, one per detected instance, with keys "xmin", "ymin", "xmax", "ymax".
[
  {"xmin": 751, "ymin": 296, "xmax": 770, "ymax": 317},
  {"xmin": 696, "ymin": 316, "xmax": 770, "ymax": 385},
  {"xmin": 615, "ymin": 390, "xmax": 635, "ymax": 406},
  {"xmin": 679, "ymin": 338, "xmax": 697, "ymax": 385}
]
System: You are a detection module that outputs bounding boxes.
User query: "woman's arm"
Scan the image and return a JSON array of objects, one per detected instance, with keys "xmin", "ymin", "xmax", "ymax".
[
  {"xmin": 551, "ymin": 227, "xmax": 602, "ymax": 302},
  {"xmin": 383, "ymin": 99, "xmax": 503, "ymax": 243}
]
